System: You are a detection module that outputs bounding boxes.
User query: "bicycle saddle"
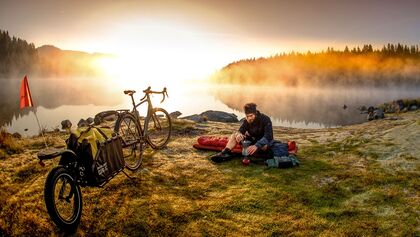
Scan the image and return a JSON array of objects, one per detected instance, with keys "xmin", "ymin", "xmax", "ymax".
[{"xmin": 124, "ymin": 90, "xmax": 136, "ymax": 95}]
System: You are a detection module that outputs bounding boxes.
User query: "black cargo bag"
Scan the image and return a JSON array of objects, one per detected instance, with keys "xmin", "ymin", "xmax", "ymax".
[
  {"xmin": 93, "ymin": 135, "xmax": 125, "ymax": 185},
  {"xmin": 66, "ymin": 126, "xmax": 125, "ymax": 186}
]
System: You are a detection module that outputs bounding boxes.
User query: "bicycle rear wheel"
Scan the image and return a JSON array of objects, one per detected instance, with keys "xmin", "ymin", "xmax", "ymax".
[
  {"xmin": 114, "ymin": 112, "xmax": 143, "ymax": 170},
  {"xmin": 146, "ymin": 108, "xmax": 172, "ymax": 149},
  {"xmin": 44, "ymin": 166, "xmax": 82, "ymax": 232}
]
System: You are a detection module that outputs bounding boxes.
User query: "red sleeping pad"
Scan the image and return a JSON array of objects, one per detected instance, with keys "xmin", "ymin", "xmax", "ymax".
[{"xmin": 193, "ymin": 136, "xmax": 298, "ymax": 155}]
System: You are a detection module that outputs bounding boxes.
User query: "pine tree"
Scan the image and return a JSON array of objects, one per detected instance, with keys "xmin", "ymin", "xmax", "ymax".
[
  {"xmin": 0, "ymin": 29, "xmax": 38, "ymax": 76},
  {"xmin": 344, "ymin": 46, "xmax": 349, "ymax": 53}
]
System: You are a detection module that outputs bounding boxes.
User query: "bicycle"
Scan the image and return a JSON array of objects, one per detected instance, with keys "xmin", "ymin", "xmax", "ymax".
[
  {"xmin": 37, "ymin": 87, "xmax": 171, "ymax": 232},
  {"xmin": 38, "ymin": 125, "xmax": 125, "ymax": 232},
  {"xmin": 112, "ymin": 86, "xmax": 172, "ymax": 170}
]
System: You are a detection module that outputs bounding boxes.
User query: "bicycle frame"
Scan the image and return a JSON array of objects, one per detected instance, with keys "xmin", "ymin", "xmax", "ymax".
[{"xmin": 128, "ymin": 92, "xmax": 155, "ymax": 138}]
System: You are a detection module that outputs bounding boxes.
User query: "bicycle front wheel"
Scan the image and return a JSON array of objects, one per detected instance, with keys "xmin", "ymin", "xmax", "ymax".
[
  {"xmin": 115, "ymin": 112, "xmax": 144, "ymax": 170},
  {"xmin": 44, "ymin": 166, "xmax": 82, "ymax": 232},
  {"xmin": 146, "ymin": 108, "xmax": 172, "ymax": 149}
]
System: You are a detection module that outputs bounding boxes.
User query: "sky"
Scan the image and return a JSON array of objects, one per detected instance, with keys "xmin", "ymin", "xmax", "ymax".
[{"xmin": 0, "ymin": 0, "xmax": 419, "ymax": 81}]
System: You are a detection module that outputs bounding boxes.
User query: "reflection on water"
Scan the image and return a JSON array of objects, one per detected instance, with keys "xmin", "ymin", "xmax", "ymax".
[
  {"xmin": 1, "ymin": 77, "xmax": 123, "ymax": 135},
  {"xmin": 211, "ymin": 85, "xmax": 420, "ymax": 127},
  {"xmin": 1, "ymin": 77, "xmax": 419, "ymax": 136}
]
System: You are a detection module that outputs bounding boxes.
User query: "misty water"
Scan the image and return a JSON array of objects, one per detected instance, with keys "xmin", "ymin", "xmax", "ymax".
[{"xmin": 1, "ymin": 77, "xmax": 420, "ymax": 136}]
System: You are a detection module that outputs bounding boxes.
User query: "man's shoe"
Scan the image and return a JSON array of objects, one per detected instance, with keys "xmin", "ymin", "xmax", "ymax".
[{"xmin": 210, "ymin": 149, "xmax": 232, "ymax": 163}]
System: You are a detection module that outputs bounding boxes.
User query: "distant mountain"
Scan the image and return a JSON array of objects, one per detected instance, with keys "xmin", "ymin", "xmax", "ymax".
[
  {"xmin": 36, "ymin": 45, "xmax": 111, "ymax": 58},
  {"xmin": 36, "ymin": 45, "xmax": 61, "ymax": 55},
  {"xmin": 35, "ymin": 45, "xmax": 114, "ymax": 76},
  {"xmin": 0, "ymin": 29, "xmax": 113, "ymax": 77}
]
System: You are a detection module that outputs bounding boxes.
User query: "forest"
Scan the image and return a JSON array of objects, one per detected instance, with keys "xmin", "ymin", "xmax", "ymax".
[
  {"xmin": 0, "ymin": 29, "xmax": 108, "ymax": 78},
  {"xmin": 213, "ymin": 44, "xmax": 420, "ymax": 87},
  {"xmin": 0, "ymin": 30, "xmax": 37, "ymax": 76}
]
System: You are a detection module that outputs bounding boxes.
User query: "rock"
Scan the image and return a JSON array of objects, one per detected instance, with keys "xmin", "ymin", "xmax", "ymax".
[
  {"xmin": 77, "ymin": 119, "xmax": 88, "ymax": 128},
  {"xmin": 94, "ymin": 111, "xmax": 118, "ymax": 125},
  {"xmin": 170, "ymin": 111, "xmax": 182, "ymax": 119},
  {"xmin": 385, "ymin": 106, "xmax": 396, "ymax": 113},
  {"xmin": 181, "ymin": 114, "xmax": 207, "ymax": 123},
  {"xmin": 61, "ymin": 120, "xmax": 72, "ymax": 130},
  {"xmin": 343, "ymin": 104, "xmax": 347, "ymax": 110},
  {"xmin": 374, "ymin": 109, "xmax": 385, "ymax": 119},
  {"xmin": 402, "ymin": 107, "xmax": 408, "ymax": 112},
  {"xmin": 104, "ymin": 114, "xmax": 117, "ymax": 121},
  {"xmin": 199, "ymin": 110, "xmax": 239, "ymax": 123},
  {"xmin": 86, "ymin": 117, "xmax": 94, "ymax": 125},
  {"xmin": 396, "ymin": 99, "xmax": 404, "ymax": 110},
  {"xmin": 367, "ymin": 109, "xmax": 385, "ymax": 121},
  {"xmin": 409, "ymin": 105, "xmax": 418, "ymax": 111},
  {"xmin": 12, "ymin": 132, "xmax": 22, "ymax": 139}
]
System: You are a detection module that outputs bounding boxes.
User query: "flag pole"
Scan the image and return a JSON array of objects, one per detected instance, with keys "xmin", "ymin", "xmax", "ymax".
[
  {"xmin": 20, "ymin": 75, "xmax": 48, "ymax": 149},
  {"xmin": 33, "ymin": 107, "xmax": 48, "ymax": 148}
]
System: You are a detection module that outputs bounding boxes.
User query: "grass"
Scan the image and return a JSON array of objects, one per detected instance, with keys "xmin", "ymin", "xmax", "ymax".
[
  {"xmin": 0, "ymin": 128, "xmax": 23, "ymax": 158},
  {"xmin": 0, "ymin": 113, "xmax": 419, "ymax": 236}
]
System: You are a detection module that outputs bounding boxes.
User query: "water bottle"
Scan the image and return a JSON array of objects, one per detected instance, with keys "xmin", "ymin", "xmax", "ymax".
[
  {"xmin": 242, "ymin": 140, "xmax": 251, "ymax": 166},
  {"xmin": 242, "ymin": 140, "xmax": 251, "ymax": 156}
]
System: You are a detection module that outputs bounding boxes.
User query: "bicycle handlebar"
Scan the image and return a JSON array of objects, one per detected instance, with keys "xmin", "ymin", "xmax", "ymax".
[{"xmin": 138, "ymin": 87, "xmax": 169, "ymax": 103}]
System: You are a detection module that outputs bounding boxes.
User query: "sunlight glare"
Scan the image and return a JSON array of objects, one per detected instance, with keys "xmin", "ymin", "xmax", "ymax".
[{"xmin": 93, "ymin": 19, "xmax": 232, "ymax": 89}]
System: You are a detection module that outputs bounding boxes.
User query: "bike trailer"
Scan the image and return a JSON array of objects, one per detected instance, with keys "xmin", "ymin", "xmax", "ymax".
[{"xmin": 66, "ymin": 126, "xmax": 125, "ymax": 186}]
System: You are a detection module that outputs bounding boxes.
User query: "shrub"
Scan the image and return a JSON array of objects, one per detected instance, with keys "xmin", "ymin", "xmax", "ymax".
[{"xmin": 0, "ymin": 128, "xmax": 23, "ymax": 155}]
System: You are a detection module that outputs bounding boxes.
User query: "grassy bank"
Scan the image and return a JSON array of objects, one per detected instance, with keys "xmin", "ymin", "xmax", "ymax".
[{"xmin": 0, "ymin": 112, "xmax": 419, "ymax": 236}]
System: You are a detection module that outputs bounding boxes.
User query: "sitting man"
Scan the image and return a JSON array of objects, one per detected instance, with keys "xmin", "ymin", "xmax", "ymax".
[{"xmin": 211, "ymin": 103, "xmax": 288, "ymax": 162}]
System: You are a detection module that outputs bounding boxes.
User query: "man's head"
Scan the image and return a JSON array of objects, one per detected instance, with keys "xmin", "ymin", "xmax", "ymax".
[{"xmin": 244, "ymin": 103, "xmax": 257, "ymax": 123}]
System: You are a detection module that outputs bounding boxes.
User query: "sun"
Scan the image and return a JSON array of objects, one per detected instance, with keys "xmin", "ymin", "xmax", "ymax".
[{"xmin": 92, "ymin": 19, "xmax": 231, "ymax": 89}]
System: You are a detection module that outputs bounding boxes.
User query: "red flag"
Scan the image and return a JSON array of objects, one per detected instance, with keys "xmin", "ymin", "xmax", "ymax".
[{"xmin": 20, "ymin": 75, "xmax": 34, "ymax": 109}]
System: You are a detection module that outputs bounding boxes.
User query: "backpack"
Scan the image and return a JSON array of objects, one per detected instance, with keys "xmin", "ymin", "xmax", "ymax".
[
  {"xmin": 265, "ymin": 155, "xmax": 300, "ymax": 168},
  {"xmin": 66, "ymin": 126, "xmax": 125, "ymax": 186}
]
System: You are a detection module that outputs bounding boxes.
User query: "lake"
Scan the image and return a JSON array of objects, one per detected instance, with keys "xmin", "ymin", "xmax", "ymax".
[{"xmin": 1, "ymin": 77, "xmax": 419, "ymax": 136}]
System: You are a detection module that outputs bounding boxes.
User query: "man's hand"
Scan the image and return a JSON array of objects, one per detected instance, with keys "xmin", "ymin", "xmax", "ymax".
[
  {"xmin": 235, "ymin": 133, "xmax": 245, "ymax": 143},
  {"xmin": 247, "ymin": 145, "xmax": 258, "ymax": 155}
]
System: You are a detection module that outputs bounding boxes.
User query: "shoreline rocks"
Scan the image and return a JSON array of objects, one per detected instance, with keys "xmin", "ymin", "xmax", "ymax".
[
  {"xmin": 359, "ymin": 98, "xmax": 419, "ymax": 121},
  {"xmin": 180, "ymin": 110, "xmax": 239, "ymax": 123},
  {"xmin": 169, "ymin": 111, "xmax": 182, "ymax": 119}
]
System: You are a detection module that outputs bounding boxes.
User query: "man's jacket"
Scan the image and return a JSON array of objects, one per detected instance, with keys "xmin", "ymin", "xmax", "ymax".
[{"xmin": 239, "ymin": 111, "xmax": 273, "ymax": 148}]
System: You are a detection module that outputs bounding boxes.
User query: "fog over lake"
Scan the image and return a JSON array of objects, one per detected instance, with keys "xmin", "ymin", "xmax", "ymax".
[{"xmin": 1, "ymin": 77, "xmax": 419, "ymax": 136}]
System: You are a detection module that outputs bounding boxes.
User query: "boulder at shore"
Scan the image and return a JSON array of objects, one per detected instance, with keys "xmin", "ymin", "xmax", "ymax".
[
  {"xmin": 200, "ymin": 110, "xmax": 239, "ymax": 123},
  {"xmin": 181, "ymin": 110, "xmax": 239, "ymax": 123},
  {"xmin": 181, "ymin": 114, "xmax": 207, "ymax": 123},
  {"xmin": 170, "ymin": 111, "xmax": 182, "ymax": 119}
]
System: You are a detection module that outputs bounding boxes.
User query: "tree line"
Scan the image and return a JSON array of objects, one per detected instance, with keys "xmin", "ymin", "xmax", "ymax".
[
  {"xmin": 225, "ymin": 44, "xmax": 420, "ymax": 68},
  {"xmin": 0, "ymin": 30, "xmax": 37, "ymax": 77},
  {"xmin": 0, "ymin": 29, "xmax": 108, "ymax": 78},
  {"xmin": 216, "ymin": 44, "xmax": 420, "ymax": 87}
]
